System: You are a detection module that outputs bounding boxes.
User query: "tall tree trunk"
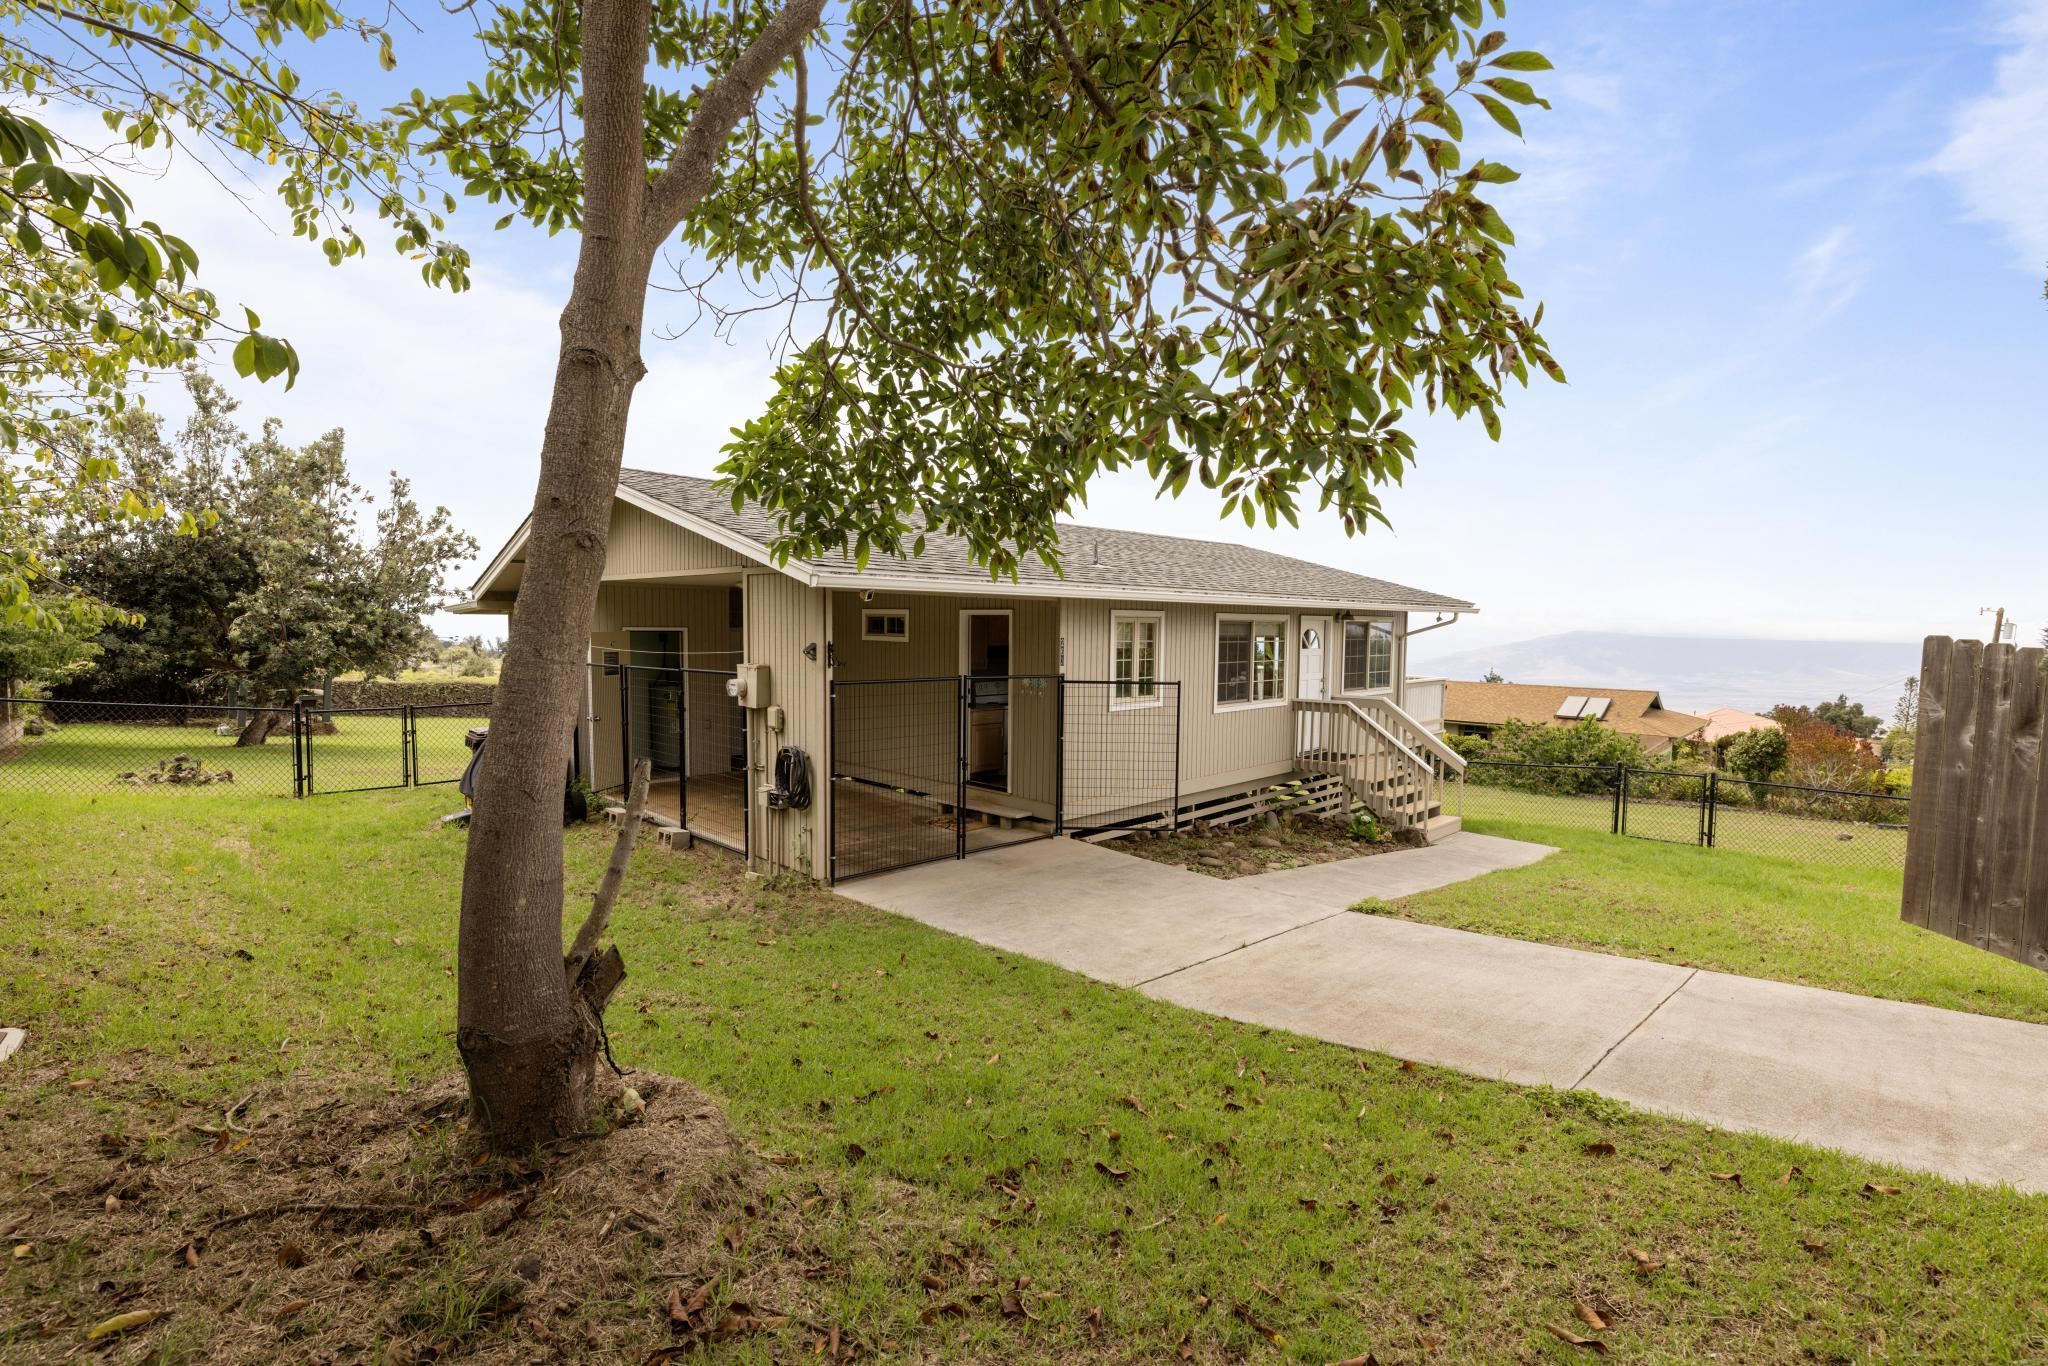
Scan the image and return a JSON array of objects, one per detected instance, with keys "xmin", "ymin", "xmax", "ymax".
[
  {"xmin": 454, "ymin": 0, "xmax": 823, "ymax": 1151},
  {"xmin": 455, "ymin": 0, "xmax": 658, "ymax": 1151}
]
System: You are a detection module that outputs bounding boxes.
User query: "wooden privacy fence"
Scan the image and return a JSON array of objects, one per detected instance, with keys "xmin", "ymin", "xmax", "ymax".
[{"xmin": 1901, "ymin": 636, "xmax": 2048, "ymax": 971}]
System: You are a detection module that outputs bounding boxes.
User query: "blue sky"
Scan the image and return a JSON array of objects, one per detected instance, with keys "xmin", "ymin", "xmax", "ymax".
[{"xmin": 113, "ymin": 0, "xmax": 2048, "ymax": 662}]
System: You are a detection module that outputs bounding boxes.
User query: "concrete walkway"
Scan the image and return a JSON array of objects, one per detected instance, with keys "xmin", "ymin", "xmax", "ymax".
[{"xmin": 838, "ymin": 834, "xmax": 2048, "ymax": 1192}]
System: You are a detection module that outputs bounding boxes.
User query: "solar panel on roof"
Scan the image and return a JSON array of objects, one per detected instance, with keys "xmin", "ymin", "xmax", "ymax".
[
  {"xmin": 1555, "ymin": 695, "xmax": 1589, "ymax": 719},
  {"xmin": 1583, "ymin": 697, "xmax": 1613, "ymax": 720}
]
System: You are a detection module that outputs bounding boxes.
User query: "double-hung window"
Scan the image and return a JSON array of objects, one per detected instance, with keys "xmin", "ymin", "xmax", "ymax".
[
  {"xmin": 1216, "ymin": 615, "xmax": 1287, "ymax": 708},
  {"xmin": 1341, "ymin": 618, "xmax": 1395, "ymax": 692},
  {"xmin": 1111, "ymin": 612, "xmax": 1163, "ymax": 707}
]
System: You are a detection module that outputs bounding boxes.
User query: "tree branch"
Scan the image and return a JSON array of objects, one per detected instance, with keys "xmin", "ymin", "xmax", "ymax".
[
  {"xmin": 641, "ymin": 0, "xmax": 826, "ymax": 250},
  {"xmin": 567, "ymin": 757, "xmax": 651, "ymax": 976}
]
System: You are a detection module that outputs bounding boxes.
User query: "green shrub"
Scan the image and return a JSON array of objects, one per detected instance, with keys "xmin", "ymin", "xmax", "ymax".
[{"xmin": 1723, "ymin": 727, "xmax": 1787, "ymax": 782}]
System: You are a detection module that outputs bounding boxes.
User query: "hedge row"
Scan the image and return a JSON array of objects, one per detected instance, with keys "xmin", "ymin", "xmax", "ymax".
[{"xmin": 328, "ymin": 679, "xmax": 497, "ymax": 709}]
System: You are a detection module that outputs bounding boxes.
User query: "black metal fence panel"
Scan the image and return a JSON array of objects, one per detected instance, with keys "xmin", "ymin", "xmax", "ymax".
[
  {"xmin": 585, "ymin": 663, "xmax": 747, "ymax": 853},
  {"xmin": 1460, "ymin": 760, "xmax": 1908, "ymax": 870},
  {"xmin": 1061, "ymin": 680, "xmax": 1181, "ymax": 834},
  {"xmin": 1623, "ymin": 768, "xmax": 1709, "ymax": 846},
  {"xmin": 830, "ymin": 676, "xmax": 965, "ymax": 882},
  {"xmin": 1459, "ymin": 760, "xmax": 1622, "ymax": 837},
  {"xmin": 410, "ymin": 701, "xmax": 495, "ymax": 787},
  {"xmin": 301, "ymin": 705, "xmax": 411, "ymax": 795},
  {"xmin": 0, "ymin": 696, "xmax": 297, "ymax": 795},
  {"xmin": 1709, "ymin": 774, "xmax": 1908, "ymax": 869}
]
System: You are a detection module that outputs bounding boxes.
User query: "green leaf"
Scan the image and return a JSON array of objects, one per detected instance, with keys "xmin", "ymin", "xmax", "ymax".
[
  {"xmin": 1488, "ymin": 51, "xmax": 1553, "ymax": 71},
  {"xmin": 1472, "ymin": 94, "xmax": 1522, "ymax": 137},
  {"xmin": 1481, "ymin": 77, "xmax": 1550, "ymax": 109}
]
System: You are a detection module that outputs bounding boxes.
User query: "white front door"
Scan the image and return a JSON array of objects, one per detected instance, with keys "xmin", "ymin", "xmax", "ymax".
[{"xmin": 1298, "ymin": 617, "xmax": 1329, "ymax": 701}]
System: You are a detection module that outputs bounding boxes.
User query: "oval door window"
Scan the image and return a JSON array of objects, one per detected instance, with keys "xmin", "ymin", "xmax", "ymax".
[{"xmin": 1301, "ymin": 628, "xmax": 1321, "ymax": 649}]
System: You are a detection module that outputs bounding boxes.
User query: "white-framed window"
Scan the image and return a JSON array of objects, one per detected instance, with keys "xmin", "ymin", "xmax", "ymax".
[
  {"xmin": 861, "ymin": 608, "xmax": 909, "ymax": 642},
  {"xmin": 1215, "ymin": 614, "xmax": 1288, "ymax": 709},
  {"xmin": 1341, "ymin": 618, "xmax": 1395, "ymax": 692},
  {"xmin": 1111, "ymin": 611, "xmax": 1164, "ymax": 708}
]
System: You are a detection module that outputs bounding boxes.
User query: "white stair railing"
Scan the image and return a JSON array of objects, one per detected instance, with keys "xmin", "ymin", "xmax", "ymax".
[{"xmin": 1292, "ymin": 697, "xmax": 1458, "ymax": 833}]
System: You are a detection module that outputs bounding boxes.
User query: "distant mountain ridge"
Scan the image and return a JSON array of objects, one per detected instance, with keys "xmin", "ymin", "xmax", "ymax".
[{"xmin": 1410, "ymin": 631, "xmax": 1922, "ymax": 716}]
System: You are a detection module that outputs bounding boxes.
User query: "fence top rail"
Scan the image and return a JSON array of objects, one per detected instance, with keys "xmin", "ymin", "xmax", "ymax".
[
  {"xmin": 1467, "ymin": 757, "xmax": 1907, "ymax": 807},
  {"xmin": 1467, "ymin": 759, "xmax": 1627, "ymax": 774},
  {"xmin": 1717, "ymin": 774, "xmax": 1908, "ymax": 802},
  {"xmin": 17, "ymin": 696, "xmax": 265, "ymax": 711}
]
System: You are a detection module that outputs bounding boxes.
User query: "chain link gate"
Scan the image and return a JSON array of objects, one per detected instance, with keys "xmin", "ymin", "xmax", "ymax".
[
  {"xmin": 583, "ymin": 662, "xmax": 748, "ymax": 853},
  {"xmin": 1620, "ymin": 766, "xmax": 1711, "ymax": 845},
  {"xmin": 294, "ymin": 702, "xmax": 412, "ymax": 796},
  {"xmin": 829, "ymin": 676, "xmax": 966, "ymax": 881}
]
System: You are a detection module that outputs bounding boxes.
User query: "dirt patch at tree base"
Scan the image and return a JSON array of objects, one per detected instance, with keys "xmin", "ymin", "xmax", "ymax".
[
  {"xmin": 0, "ymin": 1066, "xmax": 864, "ymax": 1362},
  {"xmin": 1111, "ymin": 814, "xmax": 1416, "ymax": 878}
]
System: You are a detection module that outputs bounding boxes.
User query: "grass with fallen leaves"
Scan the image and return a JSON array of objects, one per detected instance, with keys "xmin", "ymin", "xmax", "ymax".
[
  {"xmin": 1385, "ymin": 817, "xmax": 2048, "ymax": 1025},
  {"xmin": 3, "ymin": 787, "xmax": 2046, "ymax": 1361}
]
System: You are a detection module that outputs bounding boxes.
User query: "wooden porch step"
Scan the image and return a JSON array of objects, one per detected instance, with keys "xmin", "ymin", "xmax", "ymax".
[{"xmin": 1424, "ymin": 814, "xmax": 1462, "ymax": 842}]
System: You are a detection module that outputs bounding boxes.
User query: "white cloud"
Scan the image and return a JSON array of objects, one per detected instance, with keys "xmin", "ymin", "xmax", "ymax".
[
  {"xmin": 1789, "ymin": 224, "xmax": 1866, "ymax": 316},
  {"xmin": 1933, "ymin": 0, "xmax": 2048, "ymax": 267}
]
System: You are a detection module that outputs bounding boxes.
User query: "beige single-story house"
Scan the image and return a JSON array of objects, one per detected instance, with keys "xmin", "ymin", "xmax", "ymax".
[
  {"xmin": 458, "ymin": 469, "xmax": 1473, "ymax": 883},
  {"xmin": 1441, "ymin": 681, "xmax": 1708, "ymax": 757}
]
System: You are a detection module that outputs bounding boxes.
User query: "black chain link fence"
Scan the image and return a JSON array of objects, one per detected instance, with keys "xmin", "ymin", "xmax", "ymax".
[
  {"xmin": 585, "ymin": 663, "xmax": 748, "ymax": 853},
  {"xmin": 1458, "ymin": 759, "xmax": 1908, "ymax": 870},
  {"xmin": 1, "ymin": 695, "xmax": 299, "ymax": 793},
  {"xmin": 0, "ymin": 693, "xmax": 507, "ymax": 799}
]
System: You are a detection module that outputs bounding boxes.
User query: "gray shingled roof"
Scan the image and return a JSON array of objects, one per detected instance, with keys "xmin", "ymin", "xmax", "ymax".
[{"xmin": 617, "ymin": 468, "xmax": 1475, "ymax": 612}]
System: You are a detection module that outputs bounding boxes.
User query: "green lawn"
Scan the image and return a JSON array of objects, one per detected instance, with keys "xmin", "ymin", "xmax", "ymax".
[
  {"xmin": 1398, "ymin": 813, "xmax": 2048, "ymax": 1025},
  {"xmin": 1456, "ymin": 782, "xmax": 1909, "ymax": 870},
  {"xmin": 4, "ymin": 788, "xmax": 2048, "ymax": 1361}
]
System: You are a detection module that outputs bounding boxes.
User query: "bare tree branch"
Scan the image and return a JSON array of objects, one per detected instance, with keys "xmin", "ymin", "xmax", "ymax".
[{"xmin": 566, "ymin": 757, "xmax": 651, "ymax": 977}]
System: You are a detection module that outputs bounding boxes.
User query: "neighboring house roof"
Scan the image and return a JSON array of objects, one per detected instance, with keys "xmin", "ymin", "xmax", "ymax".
[
  {"xmin": 1699, "ymin": 707, "xmax": 1782, "ymax": 745},
  {"xmin": 1442, "ymin": 681, "xmax": 1708, "ymax": 743},
  {"xmin": 466, "ymin": 469, "xmax": 1477, "ymax": 614}
]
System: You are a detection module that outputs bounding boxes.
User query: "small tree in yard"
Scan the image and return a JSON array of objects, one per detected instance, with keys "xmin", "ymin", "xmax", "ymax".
[
  {"xmin": 415, "ymin": 0, "xmax": 1562, "ymax": 1149},
  {"xmin": 61, "ymin": 376, "xmax": 476, "ymax": 739},
  {"xmin": 1781, "ymin": 720, "xmax": 1880, "ymax": 792}
]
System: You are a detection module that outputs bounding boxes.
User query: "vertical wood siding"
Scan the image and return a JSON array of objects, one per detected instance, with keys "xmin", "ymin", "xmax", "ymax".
[
  {"xmin": 604, "ymin": 502, "xmax": 749, "ymax": 575},
  {"xmin": 829, "ymin": 592, "xmax": 1061, "ymax": 816},
  {"xmin": 743, "ymin": 572, "xmax": 831, "ymax": 878},
  {"xmin": 586, "ymin": 583, "xmax": 743, "ymax": 791}
]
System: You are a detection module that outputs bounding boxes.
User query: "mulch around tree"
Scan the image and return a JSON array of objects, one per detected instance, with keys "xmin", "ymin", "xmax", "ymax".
[
  {"xmin": 1109, "ymin": 814, "xmax": 1412, "ymax": 879},
  {"xmin": 0, "ymin": 1064, "xmax": 871, "ymax": 1363}
]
